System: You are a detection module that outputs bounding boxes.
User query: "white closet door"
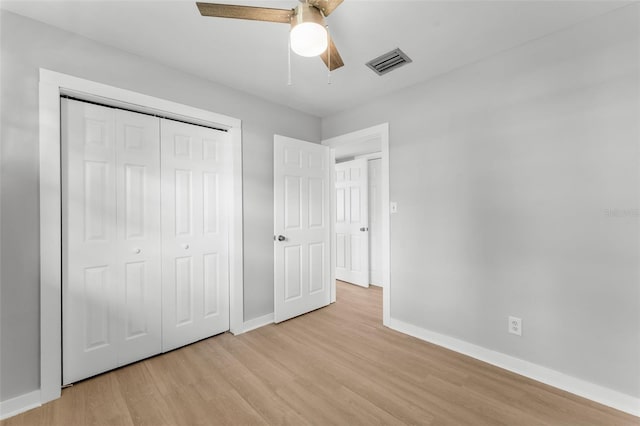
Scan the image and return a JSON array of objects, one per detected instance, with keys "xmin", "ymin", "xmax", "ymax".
[
  {"xmin": 274, "ymin": 135, "xmax": 330, "ymax": 323},
  {"xmin": 335, "ymin": 159, "xmax": 369, "ymax": 287},
  {"xmin": 161, "ymin": 119, "xmax": 230, "ymax": 352},
  {"xmin": 62, "ymin": 99, "xmax": 161, "ymax": 385},
  {"xmin": 114, "ymin": 108, "xmax": 162, "ymax": 366}
]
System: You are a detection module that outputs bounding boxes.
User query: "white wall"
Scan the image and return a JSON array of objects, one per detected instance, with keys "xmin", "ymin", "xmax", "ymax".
[
  {"xmin": 368, "ymin": 158, "xmax": 383, "ymax": 286},
  {"xmin": 0, "ymin": 10, "xmax": 320, "ymax": 402},
  {"xmin": 323, "ymin": 5, "xmax": 640, "ymax": 399}
]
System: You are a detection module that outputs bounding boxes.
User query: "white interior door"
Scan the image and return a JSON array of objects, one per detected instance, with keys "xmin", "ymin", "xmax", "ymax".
[
  {"xmin": 335, "ymin": 159, "xmax": 369, "ymax": 287},
  {"xmin": 161, "ymin": 118, "xmax": 230, "ymax": 352},
  {"xmin": 274, "ymin": 135, "xmax": 330, "ymax": 323},
  {"xmin": 368, "ymin": 158, "xmax": 383, "ymax": 286},
  {"xmin": 62, "ymin": 99, "xmax": 162, "ymax": 385}
]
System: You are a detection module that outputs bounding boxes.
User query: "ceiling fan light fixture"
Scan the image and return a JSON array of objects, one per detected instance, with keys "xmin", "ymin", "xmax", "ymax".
[
  {"xmin": 290, "ymin": 3, "xmax": 327, "ymax": 57},
  {"xmin": 290, "ymin": 23, "xmax": 327, "ymax": 57}
]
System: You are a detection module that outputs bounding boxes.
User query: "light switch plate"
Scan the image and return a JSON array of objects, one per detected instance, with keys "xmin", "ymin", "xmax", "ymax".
[{"xmin": 390, "ymin": 202, "xmax": 398, "ymax": 213}]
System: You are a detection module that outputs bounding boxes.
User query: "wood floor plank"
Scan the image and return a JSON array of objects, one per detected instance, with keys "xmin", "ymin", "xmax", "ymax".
[
  {"xmin": 2, "ymin": 281, "xmax": 638, "ymax": 426},
  {"xmin": 201, "ymin": 339, "xmax": 313, "ymax": 426}
]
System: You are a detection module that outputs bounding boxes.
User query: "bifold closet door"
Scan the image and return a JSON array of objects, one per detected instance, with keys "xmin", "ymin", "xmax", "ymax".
[
  {"xmin": 160, "ymin": 118, "xmax": 230, "ymax": 352},
  {"xmin": 62, "ymin": 99, "xmax": 162, "ymax": 385}
]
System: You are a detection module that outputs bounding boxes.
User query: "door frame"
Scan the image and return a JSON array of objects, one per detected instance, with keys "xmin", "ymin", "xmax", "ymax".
[
  {"xmin": 38, "ymin": 69, "xmax": 244, "ymax": 405},
  {"xmin": 321, "ymin": 123, "xmax": 390, "ymax": 324}
]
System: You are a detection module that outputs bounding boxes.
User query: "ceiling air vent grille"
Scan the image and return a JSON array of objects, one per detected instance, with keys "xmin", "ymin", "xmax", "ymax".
[{"xmin": 366, "ymin": 48, "xmax": 412, "ymax": 76}]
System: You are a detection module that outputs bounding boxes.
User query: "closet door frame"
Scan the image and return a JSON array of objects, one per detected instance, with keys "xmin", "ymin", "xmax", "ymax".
[{"xmin": 38, "ymin": 69, "xmax": 244, "ymax": 405}]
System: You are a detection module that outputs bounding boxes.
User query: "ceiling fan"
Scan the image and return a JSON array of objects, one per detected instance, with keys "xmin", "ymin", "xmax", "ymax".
[{"xmin": 196, "ymin": 0, "xmax": 345, "ymax": 71}]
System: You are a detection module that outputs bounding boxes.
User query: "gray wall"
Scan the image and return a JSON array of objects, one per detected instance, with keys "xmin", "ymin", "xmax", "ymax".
[
  {"xmin": 323, "ymin": 5, "xmax": 640, "ymax": 398},
  {"xmin": 0, "ymin": 10, "xmax": 320, "ymax": 401}
]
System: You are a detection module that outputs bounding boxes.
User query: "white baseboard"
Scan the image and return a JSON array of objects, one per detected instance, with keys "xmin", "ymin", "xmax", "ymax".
[
  {"xmin": 0, "ymin": 389, "xmax": 41, "ymax": 420},
  {"xmin": 242, "ymin": 313, "xmax": 274, "ymax": 333},
  {"xmin": 386, "ymin": 317, "xmax": 640, "ymax": 418}
]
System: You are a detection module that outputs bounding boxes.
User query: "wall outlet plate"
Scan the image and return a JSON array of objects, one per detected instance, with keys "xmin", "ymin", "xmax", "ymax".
[{"xmin": 509, "ymin": 316, "xmax": 522, "ymax": 336}]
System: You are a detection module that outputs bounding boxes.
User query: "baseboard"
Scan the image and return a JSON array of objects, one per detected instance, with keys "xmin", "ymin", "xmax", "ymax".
[
  {"xmin": 242, "ymin": 313, "xmax": 274, "ymax": 333},
  {"xmin": 386, "ymin": 317, "xmax": 640, "ymax": 417},
  {"xmin": 0, "ymin": 389, "xmax": 41, "ymax": 420}
]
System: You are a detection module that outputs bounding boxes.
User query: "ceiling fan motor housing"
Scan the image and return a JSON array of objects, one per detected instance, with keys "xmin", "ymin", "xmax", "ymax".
[{"xmin": 291, "ymin": 3, "xmax": 325, "ymax": 27}]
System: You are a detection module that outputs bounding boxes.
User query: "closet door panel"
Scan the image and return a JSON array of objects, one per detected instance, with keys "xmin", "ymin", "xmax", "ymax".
[
  {"xmin": 114, "ymin": 109, "xmax": 162, "ymax": 366},
  {"xmin": 63, "ymin": 99, "xmax": 119, "ymax": 385},
  {"xmin": 161, "ymin": 119, "xmax": 230, "ymax": 352},
  {"xmin": 62, "ymin": 99, "xmax": 162, "ymax": 384}
]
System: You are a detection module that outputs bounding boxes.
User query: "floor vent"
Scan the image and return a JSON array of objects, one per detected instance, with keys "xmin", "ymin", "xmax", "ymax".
[{"xmin": 365, "ymin": 48, "xmax": 412, "ymax": 76}]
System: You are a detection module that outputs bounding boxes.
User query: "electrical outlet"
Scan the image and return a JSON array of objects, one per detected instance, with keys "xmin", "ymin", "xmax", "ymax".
[{"xmin": 508, "ymin": 316, "xmax": 522, "ymax": 336}]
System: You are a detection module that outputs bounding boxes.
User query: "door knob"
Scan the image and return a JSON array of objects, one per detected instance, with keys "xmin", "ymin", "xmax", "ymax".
[
  {"xmin": 183, "ymin": 244, "xmax": 190, "ymax": 250},
  {"xmin": 277, "ymin": 235, "xmax": 286, "ymax": 242},
  {"xmin": 134, "ymin": 248, "xmax": 141, "ymax": 254}
]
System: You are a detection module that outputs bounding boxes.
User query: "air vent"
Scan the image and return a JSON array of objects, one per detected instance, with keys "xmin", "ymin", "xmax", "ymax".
[{"xmin": 366, "ymin": 48, "xmax": 412, "ymax": 76}]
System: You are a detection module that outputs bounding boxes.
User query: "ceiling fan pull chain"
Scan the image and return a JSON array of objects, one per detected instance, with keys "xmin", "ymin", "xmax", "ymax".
[
  {"xmin": 327, "ymin": 25, "xmax": 332, "ymax": 85},
  {"xmin": 287, "ymin": 36, "xmax": 292, "ymax": 86}
]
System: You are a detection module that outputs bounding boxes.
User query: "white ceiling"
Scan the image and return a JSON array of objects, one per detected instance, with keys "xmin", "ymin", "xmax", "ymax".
[{"xmin": 1, "ymin": 0, "xmax": 628, "ymax": 117}]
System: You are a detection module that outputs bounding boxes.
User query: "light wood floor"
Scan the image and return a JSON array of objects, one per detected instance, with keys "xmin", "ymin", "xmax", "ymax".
[{"xmin": 3, "ymin": 281, "xmax": 638, "ymax": 425}]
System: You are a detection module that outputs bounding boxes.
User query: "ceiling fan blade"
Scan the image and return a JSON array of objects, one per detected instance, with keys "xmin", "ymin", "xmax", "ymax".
[
  {"xmin": 197, "ymin": 3, "xmax": 293, "ymax": 24},
  {"xmin": 309, "ymin": 0, "xmax": 343, "ymax": 16},
  {"xmin": 320, "ymin": 36, "xmax": 344, "ymax": 71}
]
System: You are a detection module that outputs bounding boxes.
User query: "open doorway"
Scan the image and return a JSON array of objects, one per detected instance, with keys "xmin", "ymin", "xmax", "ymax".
[{"xmin": 322, "ymin": 124, "xmax": 390, "ymax": 324}]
